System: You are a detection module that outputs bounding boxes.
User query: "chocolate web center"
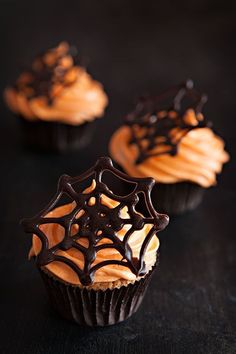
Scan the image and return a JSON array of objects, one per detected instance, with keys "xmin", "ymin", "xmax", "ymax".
[{"xmin": 21, "ymin": 157, "xmax": 169, "ymax": 286}]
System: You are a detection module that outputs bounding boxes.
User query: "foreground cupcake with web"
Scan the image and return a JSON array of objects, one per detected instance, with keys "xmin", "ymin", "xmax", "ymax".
[
  {"xmin": 21, "ymin": 157, "xmax": 169, "ymax": 326},
  {"xmin": 109, "ymin": 80, "xmax": 229, "ymax": 214},
  {"xmin": 5, "ymin": 42, "xmax": 108, "ymax": 152}
]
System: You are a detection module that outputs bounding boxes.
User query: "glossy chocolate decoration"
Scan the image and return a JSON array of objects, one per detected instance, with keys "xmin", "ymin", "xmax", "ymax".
[
  {"xmin": 126, "ymin": 80, "xmax": 211, "ymax": 164},
  {"xmin": 21, "ymin": 157, "xmax": 169, "ymax": 286},
  {"xmin": 14, "ymin": 43, "xmax": 80, "ymax": 105}
]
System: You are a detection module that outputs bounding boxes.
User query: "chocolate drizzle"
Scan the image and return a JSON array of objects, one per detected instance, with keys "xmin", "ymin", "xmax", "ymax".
[
  {"xmin": 13, "ymin": 42, "xmax": 81, "ymax": 105},
  {"xmin": 21, "ymin": 157, "xmax": 169, "ymax": 286},
  {"xmin": 126, "ymin": 80, "xmax": 211, "ymax": 164}
]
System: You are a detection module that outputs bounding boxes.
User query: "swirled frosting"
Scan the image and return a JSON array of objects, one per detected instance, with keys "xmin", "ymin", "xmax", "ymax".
[
  {"xmin": 110, "ymin": 109, "xmax": 229, "ymax": 188},
  {"xmin": 4, "ymin": 42, "xmax": 108, "ymax": 125},
  {"xmin": 29, "ymin": 182, "xmax": 159, "ymax": 287}
]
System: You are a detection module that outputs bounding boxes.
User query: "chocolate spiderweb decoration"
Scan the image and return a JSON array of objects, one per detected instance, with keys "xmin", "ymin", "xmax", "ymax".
[
  {"xmin": 126, "ymin": 79, "xmax": 211, "ymax": 164},
  {"xmin": 21, "ymin": 157, "xmax": 169, "ymax": 286},
  {"xmin": 14, "ymin": 43, "xmax": 81, "ymax": 105}
]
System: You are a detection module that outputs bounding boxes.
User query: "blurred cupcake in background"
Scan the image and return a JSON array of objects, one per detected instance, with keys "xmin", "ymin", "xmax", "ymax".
[
  {"xmin": 109, "ymin": 80, "xmax": 229, "ymax": 215},
  {"xmin": 4, "ymin": 42, "xmax": 108, "ymax": 152}
]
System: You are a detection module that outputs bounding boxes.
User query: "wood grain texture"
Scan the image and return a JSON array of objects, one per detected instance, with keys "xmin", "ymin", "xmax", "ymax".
[{"xmin": 0, "ymin": 1, "xmax": 235, "ymax": 353}]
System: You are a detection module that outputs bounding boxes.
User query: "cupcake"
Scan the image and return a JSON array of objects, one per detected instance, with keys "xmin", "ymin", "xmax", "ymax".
[
  {"xmin": 109, "ymin": 80, "xmax": 229, "ymax": 215},
  {"xmin": 4, "ymin": 42, "xmax": 108, "ymax": 152},
  {"xmin": 21, "ymin": 157, "xmax": 169, "ymax": 326}
]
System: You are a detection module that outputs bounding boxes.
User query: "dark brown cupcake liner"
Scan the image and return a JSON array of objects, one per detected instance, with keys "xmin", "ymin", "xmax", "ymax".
[
  {"xmin": 151, "ymin": 181, "xmax": 205, "ymax": 215},
  {"xmin": 39, "ymin": 265, "xmax": 156, "ymax": 326},
  {"xmin": 19, "ymin": 117, "xmax": 96, "ymax": 153}
]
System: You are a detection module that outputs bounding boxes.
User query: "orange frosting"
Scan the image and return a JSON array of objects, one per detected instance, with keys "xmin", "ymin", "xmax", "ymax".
[
  {"xmin": 4, "ymin": 42, "xmax": 108, "ymax": 125},
  {"xmin": 29, "ymin": 181, "xmax": 159, "ymax": 285},
  {"xmin": 109, "ymin": 118, "xmax": 229, "ymax": 188}
]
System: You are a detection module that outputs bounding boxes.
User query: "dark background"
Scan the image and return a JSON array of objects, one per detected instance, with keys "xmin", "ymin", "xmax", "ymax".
[{"xmin": 0, "ymin": 1, "xmax": 236, "ymax": 353}]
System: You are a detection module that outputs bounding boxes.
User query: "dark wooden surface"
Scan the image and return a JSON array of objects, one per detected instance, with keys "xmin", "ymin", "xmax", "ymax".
[{"xmin": 0, "ymin": 1, "xmax": 236, "ymax": 353}]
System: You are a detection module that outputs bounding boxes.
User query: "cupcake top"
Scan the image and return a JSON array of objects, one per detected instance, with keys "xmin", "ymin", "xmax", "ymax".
[
  {"xmin": 5, "ymin": 42, "xmax": 108, "ymax": 125},
  {"xmin": 22, "ymin": 157, "xmax": 169, "ymax": 288},
  {"xmin": 110, "ymin": 80, "xmax": 229, "ymax": 188}
]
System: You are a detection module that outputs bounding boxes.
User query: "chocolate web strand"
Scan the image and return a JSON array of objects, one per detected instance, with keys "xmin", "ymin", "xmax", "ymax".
[
  {"xmin": 21, "ymin": 157, "xmax": 169, "ymax": 286},
  {"xmin": 126, "ymin": 80, "xmax": 211, "ymax": 164}
]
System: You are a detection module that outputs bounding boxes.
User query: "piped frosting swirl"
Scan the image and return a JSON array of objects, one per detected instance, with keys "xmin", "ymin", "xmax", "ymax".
[{"xmin": 110, "ymin": 81, "xmax": 229, "ymax": 188}]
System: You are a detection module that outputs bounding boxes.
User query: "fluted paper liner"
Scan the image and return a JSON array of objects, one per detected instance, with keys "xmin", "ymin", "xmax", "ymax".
[
  {"xmin": 19, "ymin": 117, "xmax": 96, "ymax": 152},
  {"xmin": 152, "ymin": 182, "xmax": 205, "ymax": 215},
  {"xmin": 39, "ymin": 266, "xmax": 155, "ymax": 326}
]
